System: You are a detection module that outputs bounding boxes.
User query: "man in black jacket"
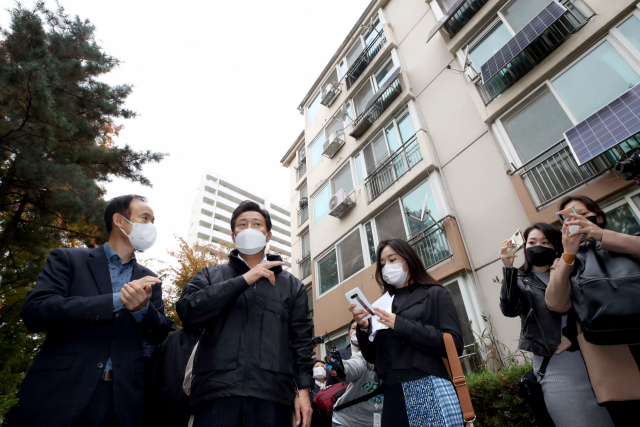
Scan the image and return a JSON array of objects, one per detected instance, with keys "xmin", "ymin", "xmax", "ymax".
[
  {"xmin": 5, "ymin": 195, "xmax": 172, "ymax": 427},
  {"xmin": 177, "ymin": 200, "xmax": 314, "ymax": 427}
]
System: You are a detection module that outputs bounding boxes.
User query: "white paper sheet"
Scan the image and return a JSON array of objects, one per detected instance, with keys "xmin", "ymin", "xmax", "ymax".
[{"xmin": 369, "ymin": 292, "xmax": 394, "ymax": 342}]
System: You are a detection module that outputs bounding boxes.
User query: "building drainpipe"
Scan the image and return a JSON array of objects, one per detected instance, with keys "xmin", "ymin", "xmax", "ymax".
[{"xmin": 399, "ymin": 49, "xmax": 501, "ymax": 362}]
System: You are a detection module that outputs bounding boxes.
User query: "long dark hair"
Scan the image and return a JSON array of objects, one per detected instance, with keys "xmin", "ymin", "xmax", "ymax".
[
  {"xmin": 558, "ymin": 195, "xmax": 607, "ymax": 229},
  {"xmin": 519, "ymin": 223, "xmax": 563, "ymax": 273},
  {"xmin": 375, "ymin": 239, "xmax": 442, "ymax": 294}
]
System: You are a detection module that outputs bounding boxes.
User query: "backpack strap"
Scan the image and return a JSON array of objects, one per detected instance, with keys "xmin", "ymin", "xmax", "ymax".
[{"xmin": 443, "ymin": 333, "xmax": 476, "ymax": 425}]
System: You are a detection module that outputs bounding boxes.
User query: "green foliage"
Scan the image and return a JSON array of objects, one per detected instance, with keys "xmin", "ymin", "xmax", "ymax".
[
  {"xmin": 0, "ymin": 1, "xmax": 165, "ymax": 404},
  {"xmin": 467, "ymin": 364, "xmax": 537, "ymax": 427}
]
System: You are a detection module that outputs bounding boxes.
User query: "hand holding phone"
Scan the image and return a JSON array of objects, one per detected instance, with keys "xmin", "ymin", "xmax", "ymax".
[
  {"xmin": 557, "ymin": 206, "xmax": 580, "ymax": 234},
  {"xmin": 345, "ymin": 288, "xmax": 374, "ymax": 320}
]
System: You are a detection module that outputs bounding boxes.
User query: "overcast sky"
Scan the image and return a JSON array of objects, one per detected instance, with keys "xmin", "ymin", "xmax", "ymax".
[{"xmin": 2, "ymin": 0, "xmax": 371, "ymax": 267}]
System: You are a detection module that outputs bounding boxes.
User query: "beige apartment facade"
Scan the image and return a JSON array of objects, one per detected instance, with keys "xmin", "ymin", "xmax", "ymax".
[{"xmin": 281, "ymin": 0, "xmax": 640, "ymax": 366}]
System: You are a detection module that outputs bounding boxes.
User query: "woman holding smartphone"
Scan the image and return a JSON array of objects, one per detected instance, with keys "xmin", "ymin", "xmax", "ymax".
[
  {"xmin": 546, "ymin": 195, "xmax": 640, "ymax": 426},
  {"xmin": 349, "ymin": 239, "xmax": 464, "ymax": 427},
  {"xmin": 499, "ymin": 223, "xmax": 613, "ymax": 426}
]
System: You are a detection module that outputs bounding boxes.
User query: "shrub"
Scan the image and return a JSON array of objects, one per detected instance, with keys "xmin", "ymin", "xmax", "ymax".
[{"xmin": 467, "ymin": 364, "xmax": 538, "ymax": 427}]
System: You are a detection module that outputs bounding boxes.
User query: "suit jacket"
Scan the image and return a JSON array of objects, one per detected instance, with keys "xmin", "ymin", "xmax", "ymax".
[
  {"xmin": 7, "ymin": 245, "xmax": 172, "ymax": 427},
  {"xmin": 546, "ymin": 229, "xmax": 640, "ymax": 402}
]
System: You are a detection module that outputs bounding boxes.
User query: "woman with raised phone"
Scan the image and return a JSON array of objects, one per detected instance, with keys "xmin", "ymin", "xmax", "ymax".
[
  {"xmin": 499, "ymin": 223, "xmax": 613, "ymax": 427},
  {"xmin": 349, "ymin": 239, "xmax": 465, "ymax": 427},
  {"xmin": 546, "ymin": 195, "xmax": 640, "ymax": 426}
]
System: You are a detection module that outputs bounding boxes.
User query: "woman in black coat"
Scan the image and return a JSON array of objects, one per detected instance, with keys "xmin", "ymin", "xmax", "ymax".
[{"xmin": 350, "ymin": 239, "xmax": 464, "ymax": 427}]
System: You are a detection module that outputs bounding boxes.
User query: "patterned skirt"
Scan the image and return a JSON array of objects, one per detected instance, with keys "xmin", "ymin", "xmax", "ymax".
[{"xmin": 383, "ymin": 375, "xmax": 464, "ymax": 427}]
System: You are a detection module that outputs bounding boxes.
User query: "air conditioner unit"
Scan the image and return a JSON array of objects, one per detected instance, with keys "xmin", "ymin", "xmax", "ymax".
[
  {"xmin": 322, "ymin": 133, "xmax": 345, "ymax": 158},
  {"xmin": 329, "ymin": 189, "xmax": 355, "ymax": 218},
  {"xmin": 320, "ymin": 82, "xmax": 341, "ymax": 107}
]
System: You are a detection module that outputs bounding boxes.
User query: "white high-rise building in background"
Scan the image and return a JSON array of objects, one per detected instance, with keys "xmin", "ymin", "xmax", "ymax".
[{"xmin": 186, "ymin": 171, "xmax": 292, "ymax": 267}]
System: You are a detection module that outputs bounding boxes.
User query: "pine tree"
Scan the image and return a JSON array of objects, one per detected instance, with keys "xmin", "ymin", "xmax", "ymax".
[{"xmin": 0, "ymin": 2, "xmax": 165, "ymax": 404}]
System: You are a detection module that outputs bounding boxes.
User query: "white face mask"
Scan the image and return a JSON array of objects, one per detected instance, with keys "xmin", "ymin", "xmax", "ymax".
[
  {"xmin": 382, "ymin": 261, "xmax": 408, "ymax": 287},
  {"xmin": 350, "ymin": 330, "xmax": 358, "ymax": 346},
  {"xmin": 234, "ymin": 228, "xmax": 267, "ymax": 255},
  {"xmin": 119, "ymin": 216, "xmax": 157, "ymax": 252},
  {"xmin": 313, "ymin": 366, "xmax": 326, "ymax": 380}
]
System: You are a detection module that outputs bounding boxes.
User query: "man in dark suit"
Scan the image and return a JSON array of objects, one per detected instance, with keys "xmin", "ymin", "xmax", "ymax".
[{"xmin": 4, "ymin": 194, "xmax": 172, "ymax": 427}]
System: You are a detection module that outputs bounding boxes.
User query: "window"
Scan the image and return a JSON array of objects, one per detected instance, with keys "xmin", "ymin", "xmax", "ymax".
[
  {"xmin": 618, "ymin": 15, "xmax": 640, "ymax": 53},
  {"xmin": 402, "ymin": 180, "xmax": 438, "ymax": 237},
  {"xmin": 324, "ymin": 331, "xmax": 350, "ymax": 356},
  {"xmin": 364, "ymin": 17, "xmax": 383, "ymax": 46},
  {"xmin": 501, "ymin": 0, "xmax": 553, "ymax": 33},
  {"xmin": 364, "ymin": 221, "xmax": 376, "ymax": 264},
  {"xmin": 308, "ymin": 115, "xmax": 350, "ymax": 171},
  {"xmin": 552, "ymin": 41, "xmax": 640, "ymax": 121},
  {"xmin": 435, "ymin": 0, "xmax": 458, "ymax": 13},
  {"xmin": 307, "ymin": 92, "xmax": 322, "ymax": 124},
  {"xmin": 300, "ymin": 183, "xmax": 308, "ymax": 201},
  {"xmin": 312, "ymin": 162, "xmax": 355, "ymax": 224},
  {"xmin": 306, "ymin": 285, "xmax": 313, "ymax": 314},
  {"xmin": 355, "ymin": 153, "xmax": 365, "ymax": 185},
  {"xmin": 375, "ymin": 59, "xmax": 395, "ymax": 88},
  {"xmin": 495, "ymin": 15, "xmax": 640, "ymax": 168},
  {"xmin": 354, "ymin": 81, "xmax": 375, "ymax": 116},
  {"xmin": 503, "ymin": 90, "xmax": 574, "ymax": 162},
  {"xmin": 301, "ymin": 231, "xmax": 310, "ymax": 256},
  {"xmin": 356, "ymin": 111, "xmax": 416, "ymax": 177},
  {"xmin": 316, "ymin": 227, "xmax": 367, "ymax": 295},
  {"xmin": 375, "ymin": 202, "xmax": 407, "ymax": 242},
  {"xmin": 468, "ymin": 22, "xmax": 512, "ymax": 71},
  {"xmin": 296, "ymin": 145, "xmax": 307, "ymax": 181},
  {"xmin": 603, "ymin": 192, "xmax": 640, "ymax": 236},
  {"xmin": 445, "ymin": 279, "xmax": 482, "ymax": 374}
]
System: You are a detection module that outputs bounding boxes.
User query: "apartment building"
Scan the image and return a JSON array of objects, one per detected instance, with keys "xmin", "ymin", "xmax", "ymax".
[
  {"xmin": 281, "ymin": 0, "xmax": 640, "ymax": 366},
  {"xmin": 186, "ymin": 171, "xmax": 292, "ymax": 267}
]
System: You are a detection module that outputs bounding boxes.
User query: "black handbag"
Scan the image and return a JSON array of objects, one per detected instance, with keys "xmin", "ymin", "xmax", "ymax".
[
  {"xmin": 519, "ymin": 357, "xmax": 555, "ymax": 427},
  {"xmin": 570, "ymin": 238, "xmax": 640, "ymax": 345}
]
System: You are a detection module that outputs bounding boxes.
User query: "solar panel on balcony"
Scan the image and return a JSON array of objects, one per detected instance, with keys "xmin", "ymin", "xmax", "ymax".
[
  {"xmin": 480, "ymin": 1, "xmax": 566, "ymax": 84},
  {"xmin": 564, "ymin": 83, "xmax": 640, "ymax": 165},
  {"xmin": 426, "ymin": 0, "xmax": 466, "ymax": 42}
]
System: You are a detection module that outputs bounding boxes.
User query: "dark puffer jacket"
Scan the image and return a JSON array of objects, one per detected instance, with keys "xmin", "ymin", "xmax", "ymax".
[
  {"xmin": 176, "ymin": 250, "xmax": 314, "ymax": 407},
  {"xmin": 500, "ymin": 267, "xmax": 577, "ymax": 357}
]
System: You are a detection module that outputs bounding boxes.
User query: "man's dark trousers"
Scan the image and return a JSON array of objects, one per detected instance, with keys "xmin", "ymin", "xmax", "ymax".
[
  {"xmin": 4, "ymin": 245, "xmax": 172, "ymax": 427},
  {"xmin": 192, "ymin": 397, "xmax": 291, "ymax": 427}
]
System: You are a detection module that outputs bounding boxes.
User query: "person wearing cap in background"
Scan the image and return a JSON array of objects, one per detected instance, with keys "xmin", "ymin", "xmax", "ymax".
[{"xmin": 177, "ymin": 200, "xmax": 314, "ymax": 427}]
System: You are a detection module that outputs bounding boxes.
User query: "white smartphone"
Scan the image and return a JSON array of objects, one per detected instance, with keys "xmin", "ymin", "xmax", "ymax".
[
  {"xmin": 507, "ymin": 229, "xmax": 524, "ymax": 255},
  {"xmin": 345, "ymin": 288, "xmax": 375, "ymax": 320},
  {"xmin": 557, "ymin": 206, "xmax": 580, "ymax": 234}
]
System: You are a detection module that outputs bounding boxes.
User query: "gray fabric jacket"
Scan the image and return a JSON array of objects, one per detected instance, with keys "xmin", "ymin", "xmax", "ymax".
[{"xmin": 332, "ymin": 350, "xmax": 383, "ymax": 427}]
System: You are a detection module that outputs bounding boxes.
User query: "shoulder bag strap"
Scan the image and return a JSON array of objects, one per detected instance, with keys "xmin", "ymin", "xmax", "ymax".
[
  {"xmin": 333, "ymin": 384, "xmax": 384, "ymax": 412},
  {"xmin": 443, "ymin": 333, "xmax": 476, "ymax": 425}
]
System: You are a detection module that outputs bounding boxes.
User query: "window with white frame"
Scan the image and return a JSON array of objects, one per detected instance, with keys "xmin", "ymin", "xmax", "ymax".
[
  {"xmin": 601, "ymin": 189, "xmax": 640, "ymax": 236},
  {"xmin": 307, "ymin": 92, "xmax": 322, "ymax": 124},
  {"xmin": 308, "ymin": 111, "xmax": 351, "ymax": 171},
  {"xmin": 351, "ymin": 57, "xmax": 398, "ymax": 118},
  {"xmin": 354, "ymin": 110, "xmax": 416, "ymax": 178},
  {"xmin": 443, "ymin": 275, "xmax": 484, "ymax": 374},
  {"xmin": 316, "ymin": 227, "xmax": 367, "ymax": 295},
  {"xmin": 465, "ymin": 0, "xmax": 581, "ymax": 73},
  {"xmin": 337, "ymin": 15, "xmax": 383, "ymax": 81},
  {"xmin": 494, "ymin": 12, "xmax": 640, "ymax": 166},
  {"xmin": 296, "ymin": 145, "xmax": 307, "ymax": 181},
  {"xmin": 323, "ymin": 328, "xmax": 350, "ymax": 357},
  {"xmin": 312, "ymin": 162, "xmax": 355, "ymax": 224}
]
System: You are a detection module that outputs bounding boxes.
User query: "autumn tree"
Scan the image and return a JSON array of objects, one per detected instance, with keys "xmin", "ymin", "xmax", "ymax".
[{"xmin": 0, "ymin": 2, "xmax": 165, "ymax": 404}]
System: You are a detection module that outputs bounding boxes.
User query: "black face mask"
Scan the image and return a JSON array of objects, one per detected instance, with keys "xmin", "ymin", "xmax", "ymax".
[
  {"xmin": 525, "ymin": 246, "xmax": 557, "ymax": 267},
  {"xmin": 585, "ymin": 215, "xmax": 605, "ymax": 229}
]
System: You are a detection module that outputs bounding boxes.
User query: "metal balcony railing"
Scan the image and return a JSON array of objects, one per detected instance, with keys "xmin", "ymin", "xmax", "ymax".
[
  {"xmin": 296, "ymin": 251, "xmax": 311, "ymax": 279},
  {"xmin": 297, "ymin": 204, "xmax": 309, "ymax": 226},
  {"xmin": 512, "ymin": 136, "xmax": 640, "ymax": 209},
  {"xmin": 346, "ymin": 31, "xmax": 387, "ymax": 89},
  {"xmin": 364, "ymin": 134, "xmax": 423, "ymax": 203},
  {"xmin": 474, "ymin": 0, "xmax": 593, "ymax": 105},
  {"xmin": 406, "ymin": 216, "xmax": 453, "ymax": 270},
  {"xmin": 427, "ymin": 0, "xmax": 490, "ymax": 43},
  {"xmin": 350, "ymin": 71, "xmax": 402, "ymax": 139}
]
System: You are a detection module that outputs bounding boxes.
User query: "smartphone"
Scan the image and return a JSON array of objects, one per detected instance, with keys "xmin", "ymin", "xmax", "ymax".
[
  {"xmin": 345, "ymin": 288, "xmax": 374, "ymax": 320},
  {"xmin": 158, "ymin": 273, "xmax": 167, "ymax": 281},
  {"xmin": 557, "ymin": 206, "xmax": 580, "ymax": 234},
  {"xmin": 507, "ymin": 229, "xmax": 524, "ymax": 255}
]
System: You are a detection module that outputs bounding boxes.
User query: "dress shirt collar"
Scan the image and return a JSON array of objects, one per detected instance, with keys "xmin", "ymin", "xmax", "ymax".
[{"xmin": 104, "ymin": 243, "xmax": 136, "ymax": 266}]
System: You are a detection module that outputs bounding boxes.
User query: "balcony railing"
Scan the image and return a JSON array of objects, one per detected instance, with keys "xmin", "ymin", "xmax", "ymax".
[
  {"xmin": 296, "ymin": 251, "xmax": 311, "ymax": 280},
  {"xmin": 346, "ymin": 31, "xmax": 387, "ymax": 89},
  {"xmin": 427, "ymin": 0, "xmax": 490, "ymax": 43},
  {"xmin": 364, "ymin": 134, "xmax": 423, "ymax": 203},
  {"xmin": 350, "ymin": 70, "xmax": 402, "ymax": 139},
  {"xmin": 406, "ymin": 216, "xmax": 453, "ymax": 271},
  {"xmin": 512, "ymin": 136, "xmax": 640, "ymax": 209},
  {"xmin": 297, "ymin": 204, "xmax": 309, "ymax": 226},
  {"xmin": 474, "ymin": 0, "xmax": 592, "ymax": 105}
]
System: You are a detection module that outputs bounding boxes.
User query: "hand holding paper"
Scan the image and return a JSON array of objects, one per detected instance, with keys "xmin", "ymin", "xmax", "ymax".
[{"xmin": 369, "ymin": 292, "xmax": 394, "ymax": 342}]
